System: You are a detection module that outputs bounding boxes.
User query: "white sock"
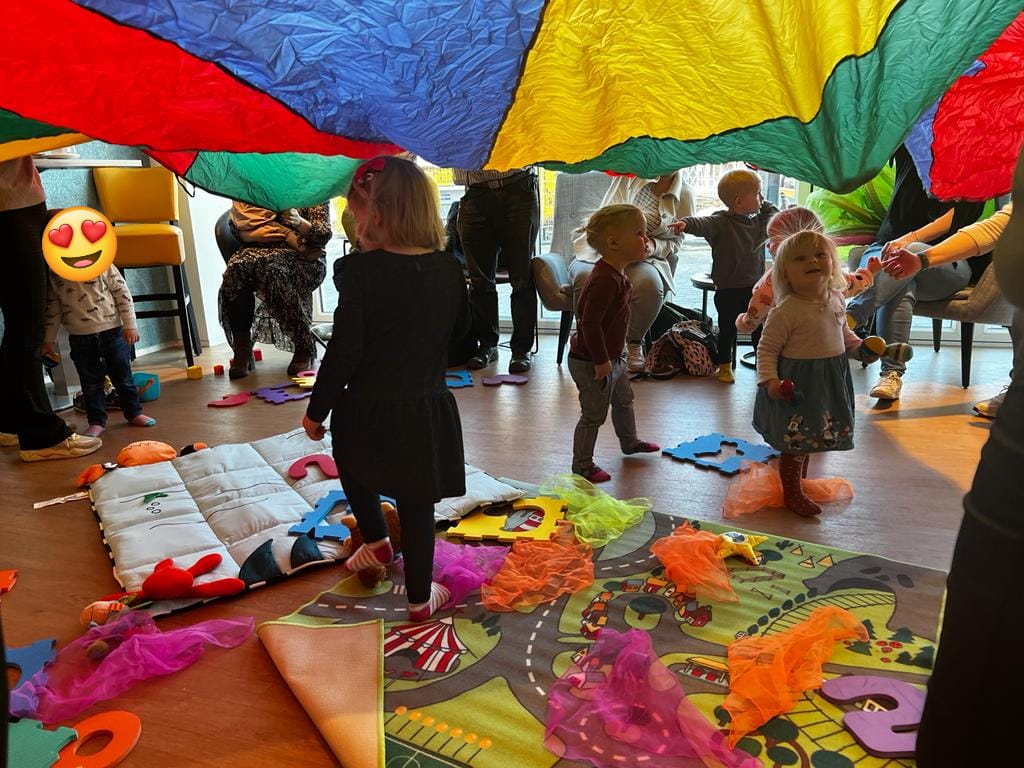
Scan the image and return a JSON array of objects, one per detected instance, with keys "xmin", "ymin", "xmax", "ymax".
[{"xmin": 343, "ymin": 537, "xmax": 393, "ymax": 573}]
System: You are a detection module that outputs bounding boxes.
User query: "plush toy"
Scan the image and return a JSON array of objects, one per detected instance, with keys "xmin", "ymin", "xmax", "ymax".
[
  {"xmin": 341, "ymin": 502, "xmax": 402, "ymax": 589},
  {"xmin": 716, "ymin": 531, "xmax": 769, "ymax": 566},
  {"xmin": 76, "ymin": 441, "xmax": 210, "ymax": 487},
  {"xmin": 82, "ymin": 554, "xmax": 246, "ymax": 623}
]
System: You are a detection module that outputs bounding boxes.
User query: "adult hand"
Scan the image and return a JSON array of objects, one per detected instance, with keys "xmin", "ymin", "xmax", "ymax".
[
  {"xmin": 594, "ymin": 360, "xmax": 612, "ymax": 380},
  {"xmin": 764, "ymin": 379, "xmax": 785, "ymax": 400},
  {"xmin": 881, "ymin": 232, "xmax": 918, "ymax": 258},
  {"xmin": 303, "ymin": 413, "xmax": 326, "ymax": 441},
  {"xmin": 881, "ymin": 248, "xmax": 925, "ymax": 280},
  {"xmin": 123, "ymin": 328, "xmax": 140, "ymax": 346}
]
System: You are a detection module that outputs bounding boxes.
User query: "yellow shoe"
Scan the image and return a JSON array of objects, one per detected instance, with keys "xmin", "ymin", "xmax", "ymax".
[{"xmin": 717, "ymin": 363, "xmax": 735, "ymax": 384}]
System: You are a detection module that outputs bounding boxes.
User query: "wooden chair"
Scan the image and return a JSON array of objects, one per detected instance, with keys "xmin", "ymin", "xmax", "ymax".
[
  {"xmin": 92, "ymin": 167, "xmax": 201, "ymax": 367},
  {"xmin": 914, "ymin": 263, "xmax": 1016, "ymax": 387},
  {"xmin": 530, "ymin": 172, "xmax": 613, "ymax": 363}
]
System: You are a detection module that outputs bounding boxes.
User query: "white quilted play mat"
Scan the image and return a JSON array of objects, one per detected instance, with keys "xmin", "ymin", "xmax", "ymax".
[{"xmin": 89, "ymin": 428, "xmax": 525, "ymax": 613}]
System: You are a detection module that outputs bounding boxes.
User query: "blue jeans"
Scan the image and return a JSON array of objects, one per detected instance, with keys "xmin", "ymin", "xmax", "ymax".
[
  {"xmin": 68, "ymin": 327, "xmax": 142, "ymax": 426},
  {"xmin": 848, "ymin": 243, "xmax": 971, "ymax": 375}
]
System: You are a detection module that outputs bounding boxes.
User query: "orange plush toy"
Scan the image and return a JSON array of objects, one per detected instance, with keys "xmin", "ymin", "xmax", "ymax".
[{"xmin": 341, "ymin": 502, "xmax": 402, "ymax": 588}]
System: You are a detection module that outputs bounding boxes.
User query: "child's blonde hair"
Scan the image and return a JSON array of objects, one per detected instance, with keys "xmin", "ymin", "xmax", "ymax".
[
  {"xmin": 717, "ymin": 169, "xmax": 761, "ymax": 206},
  {"xmin": 771, "ymin": 229, "xmax": 846, "ymax": 300},
  {"xmin": 348, "ymin": 156, "xmax": 446, "ymax": 250},
  {"xmin": 766, "ymin": 206, "xmax": 824, "ymax": 251},
  {"xmin": 578, "ymin": 204, "xmax": 642, "ymax": 254}
]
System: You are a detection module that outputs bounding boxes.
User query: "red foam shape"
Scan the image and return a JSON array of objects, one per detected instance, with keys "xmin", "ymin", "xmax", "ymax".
[
  {"xmin": 214, "ymin": 364, "xmax": 224, "ymax": 375},
  {"xmin": 0, "ymin": 569, "xmax": 17, "ymax": 595},
  {"xmin": 208, "ymin": 392, "xmax": 250, "ymax": 408},
  {"xmin": 56, "ymin": 711, "xmax": 142, "ymax": 768},
  {"xmin": 253, "ymin": 348, "xmax": 263, "ymax": 361},
  {"xmin": 288, "ymin": 453, "xmax": 339, "ymax": 480}
]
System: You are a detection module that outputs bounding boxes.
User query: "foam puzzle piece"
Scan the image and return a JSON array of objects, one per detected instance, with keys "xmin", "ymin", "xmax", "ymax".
[
  {"xmin": 445, "ymin": 370, "xmax": 473, "ymax": 389},
  {"xmin": 8, "ymin": 719, "xmax": 78, "ymax": 768},
  {"xmin": 55, "ymin": 711, "xmax": 143, "ymax": 768},
  {"xmin": 7, "ymin": 637, "xmax": 57, "ymax": 681},
  {"xmin": 482, "ymin": 373, "xmax": 528, "ymax": 386},
  {"xmin": 207, "ymin": 392, "xmax": 250, "ymax": 408},
  {"xmin": 1, "ymin": 568, "xmax": 17, "ymax": 594},
  {"xmin": 288, "ymin": 490, "xmax": 352, "ymax": 542},
  {"xmin": 662, "ymin": 433, "xmax": 779, "ymax": 475},
  {"xmin": 291, "ymin": 375, "xmax": 318, "ymax": 389},
  {"xmin": 820, "ymin": 675, "xmax": 925, "ymax": 758},
  {"xmin": 251, "ymin": 383, "xmax": 312, "ymax": 404},
  {"xmin": 447, "ymin": 496, "xmax": 566, "ymax": 543},
  {"xmin": 288, "ymin": 453, "xmax": 339, "ymax": 480}
]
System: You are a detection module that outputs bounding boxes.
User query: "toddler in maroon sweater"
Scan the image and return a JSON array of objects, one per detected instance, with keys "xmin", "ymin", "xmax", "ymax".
[{"xmin": 568, "ymin": 205, "xmax": 660, "ymax": 483}]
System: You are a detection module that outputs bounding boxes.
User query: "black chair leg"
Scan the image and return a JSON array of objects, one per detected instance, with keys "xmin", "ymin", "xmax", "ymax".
[
  {"xmin": 557, "ymin": 310, "xmax": 573, "ymax": 365},
  {"xmin": 171, "ymin": 265, "xmax": 195, "ymax": 367},
  {"xmin": 932, "ymin": 319, "xmax": 942, "ymax": 352},
  {"xmin": 961, "ymin": 322, "xmax": 974, "ymax": 388}
]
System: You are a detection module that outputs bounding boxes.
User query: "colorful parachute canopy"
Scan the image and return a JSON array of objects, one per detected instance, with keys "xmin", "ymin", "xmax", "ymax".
[
  {"xmin": 1, "ymin": 0, "xmax": 1021, "ymax": 209},
  {"xmin": 906, "ymin": 12, "xmax": 1024, "ymax": 201}
]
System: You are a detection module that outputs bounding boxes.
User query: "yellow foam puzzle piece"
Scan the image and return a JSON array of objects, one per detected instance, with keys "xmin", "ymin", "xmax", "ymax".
[
  {"xmin": 447, "ymin": 496, "xmax": 567, "ymax": 543},
  {"xmin": 291, "ymin": 376, "xmax": 317, "ymax": 389}
]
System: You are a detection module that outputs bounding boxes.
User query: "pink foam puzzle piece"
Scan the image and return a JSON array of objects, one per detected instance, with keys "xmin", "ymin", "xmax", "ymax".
[
  {"xmin": 819, "ymin": 674, "xmax": 925, "ymax": 758},
  {"xmin": 288, "ymin": 453, "xmax": 339, "ymax": 480},
  {"xmin": 207, "ymin": 392, "xmax": 251, "ymax": 408},
  {"xmin": 482, "ymin": 374, "xmax": 528, "ymax": 387}
]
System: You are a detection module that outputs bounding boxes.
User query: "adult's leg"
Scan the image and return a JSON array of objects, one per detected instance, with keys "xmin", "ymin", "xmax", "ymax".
[
  {"xmin": 458, "ymin": 187, "xmax": 501, "ymax": 350},
  {"xmin": 916, "ymin": 374, "xmax": 1024, "ymax": 766},
  {"xmin": 1010, "ymin": 307, "xmax": 1023, "ymax": 381},
  {"xmin": 68, "ymin": 334, "xmax": 109, "ymax": 428},
  {"xmin": 494, "ymin": 176, "xmax": 539, "ymax": 357},
  {"xmin": 567, "ymin": 357, "xmax": 610, "ymax": 473},
  {"xmin": 393, "ymin": 498, "xmax": 438, "ymax": 605},
  {"xmin": 0, "ymin": 203, "xmax": 70, "ymax": 448},
  {"xmin": 100, "ymin": 327, "xmax": 143, "ymax": 420},
  {"xmin": 624, "ymin": 260, "xmax": 667, "ymax": 344}
]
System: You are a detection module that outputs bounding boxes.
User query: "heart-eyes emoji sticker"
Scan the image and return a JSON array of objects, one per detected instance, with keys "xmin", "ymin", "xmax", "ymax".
[{"xmin": 41, "ymin": 207, "xmax": 117, "ymax": 281}]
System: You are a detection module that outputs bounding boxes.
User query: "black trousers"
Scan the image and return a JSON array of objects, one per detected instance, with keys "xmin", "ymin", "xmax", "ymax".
[
  {"xmin": 342, "ymin": 478, "xmax": 438, "ymax": 605},
  {"xmin": 714, "ymin": 286, "xmax": 760, "ymax": 366},
  {"xmin": 457, "ymin": 174, "xmax": 539, "ymax": 355},
  {"xmin": 916, "ymin": 373, "xmax": 1024, "ymax": 766},
  {"xmin": 0, "ymin": 203, "xmax": 71, "ymax": 449}
]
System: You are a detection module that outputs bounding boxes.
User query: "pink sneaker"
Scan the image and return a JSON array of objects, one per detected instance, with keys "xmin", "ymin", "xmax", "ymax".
[
  {"xmin": 578, "ymin": 465, "xmax": 611, "ymax": 483},
  {"xmin": 623, "ymin": 441, "xmax": 660, "ymax": 454}
]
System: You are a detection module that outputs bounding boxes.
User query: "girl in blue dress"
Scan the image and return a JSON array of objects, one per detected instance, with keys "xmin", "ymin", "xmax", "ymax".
[{"xmin": 754, "ymin": 230, "xmax": 875, "ymax": 516}]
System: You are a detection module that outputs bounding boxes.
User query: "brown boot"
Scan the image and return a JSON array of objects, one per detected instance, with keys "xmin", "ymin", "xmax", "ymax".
[
  {"xmin": 779, "ymin": 453, "xmax": 821, "ymax": 517},
  {"xmin": 287, "ymin": 351, "xmax": 313, "ymax": 377},
  {"xmin": 229, "ymin": 331, "xmax": 255, "ymax": 380}
]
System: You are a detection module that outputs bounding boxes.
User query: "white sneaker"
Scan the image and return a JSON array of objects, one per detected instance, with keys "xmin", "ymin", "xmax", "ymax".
[
  {"xmin": 20, "ymin": 433, "xmax": 102, "ymax": 462},
  {"xmin": 973, "ymin": 385, "xmax": 1009, "ymax": 419},
  {"xmin": 626, "ymin": 341, "xmax": 646, "ymax": 373},
  {"xmin": 0, "ymin": 432, "xmax": 18, "ymax": 447},
  {"xmin": 870, "ymin": 371, "xmax": 903, "ymax": 400}
]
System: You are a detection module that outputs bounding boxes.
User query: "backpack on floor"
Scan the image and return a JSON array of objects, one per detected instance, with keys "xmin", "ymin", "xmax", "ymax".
[{"xmin": 642, "ymin": 318, "xmax": 718, "ymax": 379}]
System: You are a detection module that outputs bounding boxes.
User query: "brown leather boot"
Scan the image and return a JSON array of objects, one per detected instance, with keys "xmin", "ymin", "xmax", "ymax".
[
  {"xmin": 229, "ymin": 331, "xmax": 254, "ymax": 380},
  {"xmin": 287, "ymin": 351, "xmax": 312, "ymax": 377},
  {"xmin": 779, "ymin": 453, "xmax": 821, "ymax": 516}
]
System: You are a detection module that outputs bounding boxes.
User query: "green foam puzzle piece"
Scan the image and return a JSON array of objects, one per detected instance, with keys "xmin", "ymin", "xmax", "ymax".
[{"xmin": 8, "ymin": 718, "xmax": 77, "ymax": 768}]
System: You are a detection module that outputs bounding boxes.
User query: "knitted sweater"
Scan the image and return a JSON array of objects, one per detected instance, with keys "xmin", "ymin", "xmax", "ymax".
[{"xmin": 44, "ymin": 266, "xmax": 137, "ymax": 341}]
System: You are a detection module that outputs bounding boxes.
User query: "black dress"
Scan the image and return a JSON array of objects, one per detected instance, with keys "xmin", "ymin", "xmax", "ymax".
[{"xmin": 307, "ymin": 249, "xmax": 469, "ymax": 504}]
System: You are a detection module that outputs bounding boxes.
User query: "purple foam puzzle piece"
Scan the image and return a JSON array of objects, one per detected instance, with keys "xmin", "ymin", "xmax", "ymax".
[
  {"xmin": 482, "ymin": 374, "xmax": 528, "ymax": 386},
  {"xmin": 251, "ymin": 383, "xmax": 312, "ymax": 404},
  {"xmin": 819, "ymin": 674, "xmax": 925, "ymax": 758}
]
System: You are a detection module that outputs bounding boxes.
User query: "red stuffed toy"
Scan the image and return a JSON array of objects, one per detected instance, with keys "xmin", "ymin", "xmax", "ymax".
[{"xmin": 111, "ymin": 553, "xmax": 245, "ymax": 603}]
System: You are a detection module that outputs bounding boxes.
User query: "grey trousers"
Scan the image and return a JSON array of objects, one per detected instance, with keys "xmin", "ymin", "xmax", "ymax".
[{"xmin": 568, "ymin": 355, "xmax": 638, "ymax": 472}]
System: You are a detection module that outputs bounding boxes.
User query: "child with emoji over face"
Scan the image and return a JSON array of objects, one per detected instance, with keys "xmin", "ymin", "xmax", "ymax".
[{"xmin": 42, "ymin": 214, "xmax": 155, "ymax": 438}]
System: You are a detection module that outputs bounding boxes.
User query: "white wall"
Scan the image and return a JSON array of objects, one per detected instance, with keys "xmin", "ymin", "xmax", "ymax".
[{"xmin": 176, "ymin": 185, "xmax": 231, "ymax": 348}]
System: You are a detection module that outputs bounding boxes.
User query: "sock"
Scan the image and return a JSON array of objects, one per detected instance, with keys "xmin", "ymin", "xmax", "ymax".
[
  {"xmin": 343, "ymin": 537, "xmax": 394, "ymax": 573},
  {"xmin": 130, "ymin": 414, "xmax": 156, "ymax": 427},
  {"xmin": 409, "ymin": 582, "xmax": 452, "ymax": 622},
  {"xmin": 717, "ymin": 363, "xmax": 735, "ymax": 383},
  {"xmin": 623, "ymin": 441, "xmax": 660, "ymax": 455},
  {"xmin": 84, "ymin": 424, "xmax": 105, "ymax": 437}
]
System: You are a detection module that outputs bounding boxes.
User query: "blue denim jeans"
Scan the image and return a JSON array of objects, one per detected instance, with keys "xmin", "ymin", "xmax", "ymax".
[{"xmin": 68, "ymin": 327, "xmax": 142, "ymax": 426}]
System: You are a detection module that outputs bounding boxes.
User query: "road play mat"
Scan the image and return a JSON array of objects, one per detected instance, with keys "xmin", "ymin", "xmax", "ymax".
[{"xmin": 266, "ymin": 510, "xmax": 943, "ymax": 767}]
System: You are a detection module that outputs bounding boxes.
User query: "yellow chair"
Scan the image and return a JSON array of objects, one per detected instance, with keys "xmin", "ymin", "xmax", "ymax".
[{"xmin": 92, "ymin": 167, "xmax": 201, "ymax": 366}]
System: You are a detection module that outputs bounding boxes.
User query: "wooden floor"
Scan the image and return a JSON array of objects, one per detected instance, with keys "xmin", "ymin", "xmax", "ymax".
[{"xmin": 2, "ymin": 334, "xmax": 1008, "ymax": 766}]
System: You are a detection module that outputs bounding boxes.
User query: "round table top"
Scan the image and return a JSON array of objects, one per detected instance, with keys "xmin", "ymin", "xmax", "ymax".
[{"xmin": 690, "ymin": 271, "xmax": 715, "ymax": 290}]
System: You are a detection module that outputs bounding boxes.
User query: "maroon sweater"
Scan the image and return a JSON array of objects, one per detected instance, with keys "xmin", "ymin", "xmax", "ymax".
[{"xmin": 569, "ymin": 259, "xmax": 632, "ymax": 364}]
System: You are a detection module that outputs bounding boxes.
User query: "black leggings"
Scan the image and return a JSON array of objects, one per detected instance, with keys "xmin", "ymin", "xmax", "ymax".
[
  {"xmin": 714, "ymin": 287, "xmax": 760, "ymax": 366},
  {"xmin": 342, "ymin": 479, "xmax": 437, "ymax": 604}
]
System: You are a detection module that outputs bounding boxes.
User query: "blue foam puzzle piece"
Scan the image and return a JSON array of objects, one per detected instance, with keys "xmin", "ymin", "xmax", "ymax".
[
  {"xmin": 445, "ymin": 370, "xmax": 473, "ymax": 388},
  {"xmin": 289, "ymin": 491, "xmax": 352, "ymax": 542},
  {"xmin": 662, "ymin": 433, "xmax": 779, "ymax": 475},
  {"xmin": 7, "ymin": 637, "xmax": 57, "ymax": 681}
]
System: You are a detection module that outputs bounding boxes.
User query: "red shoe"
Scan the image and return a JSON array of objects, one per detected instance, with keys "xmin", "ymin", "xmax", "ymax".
[
  {"xmin": 623, "ymin": 441, "xmax": 660, "ymax": 454},
  {"xmin": 578, "ymin": 465, "xmax": 611, "ymax": 483}
]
